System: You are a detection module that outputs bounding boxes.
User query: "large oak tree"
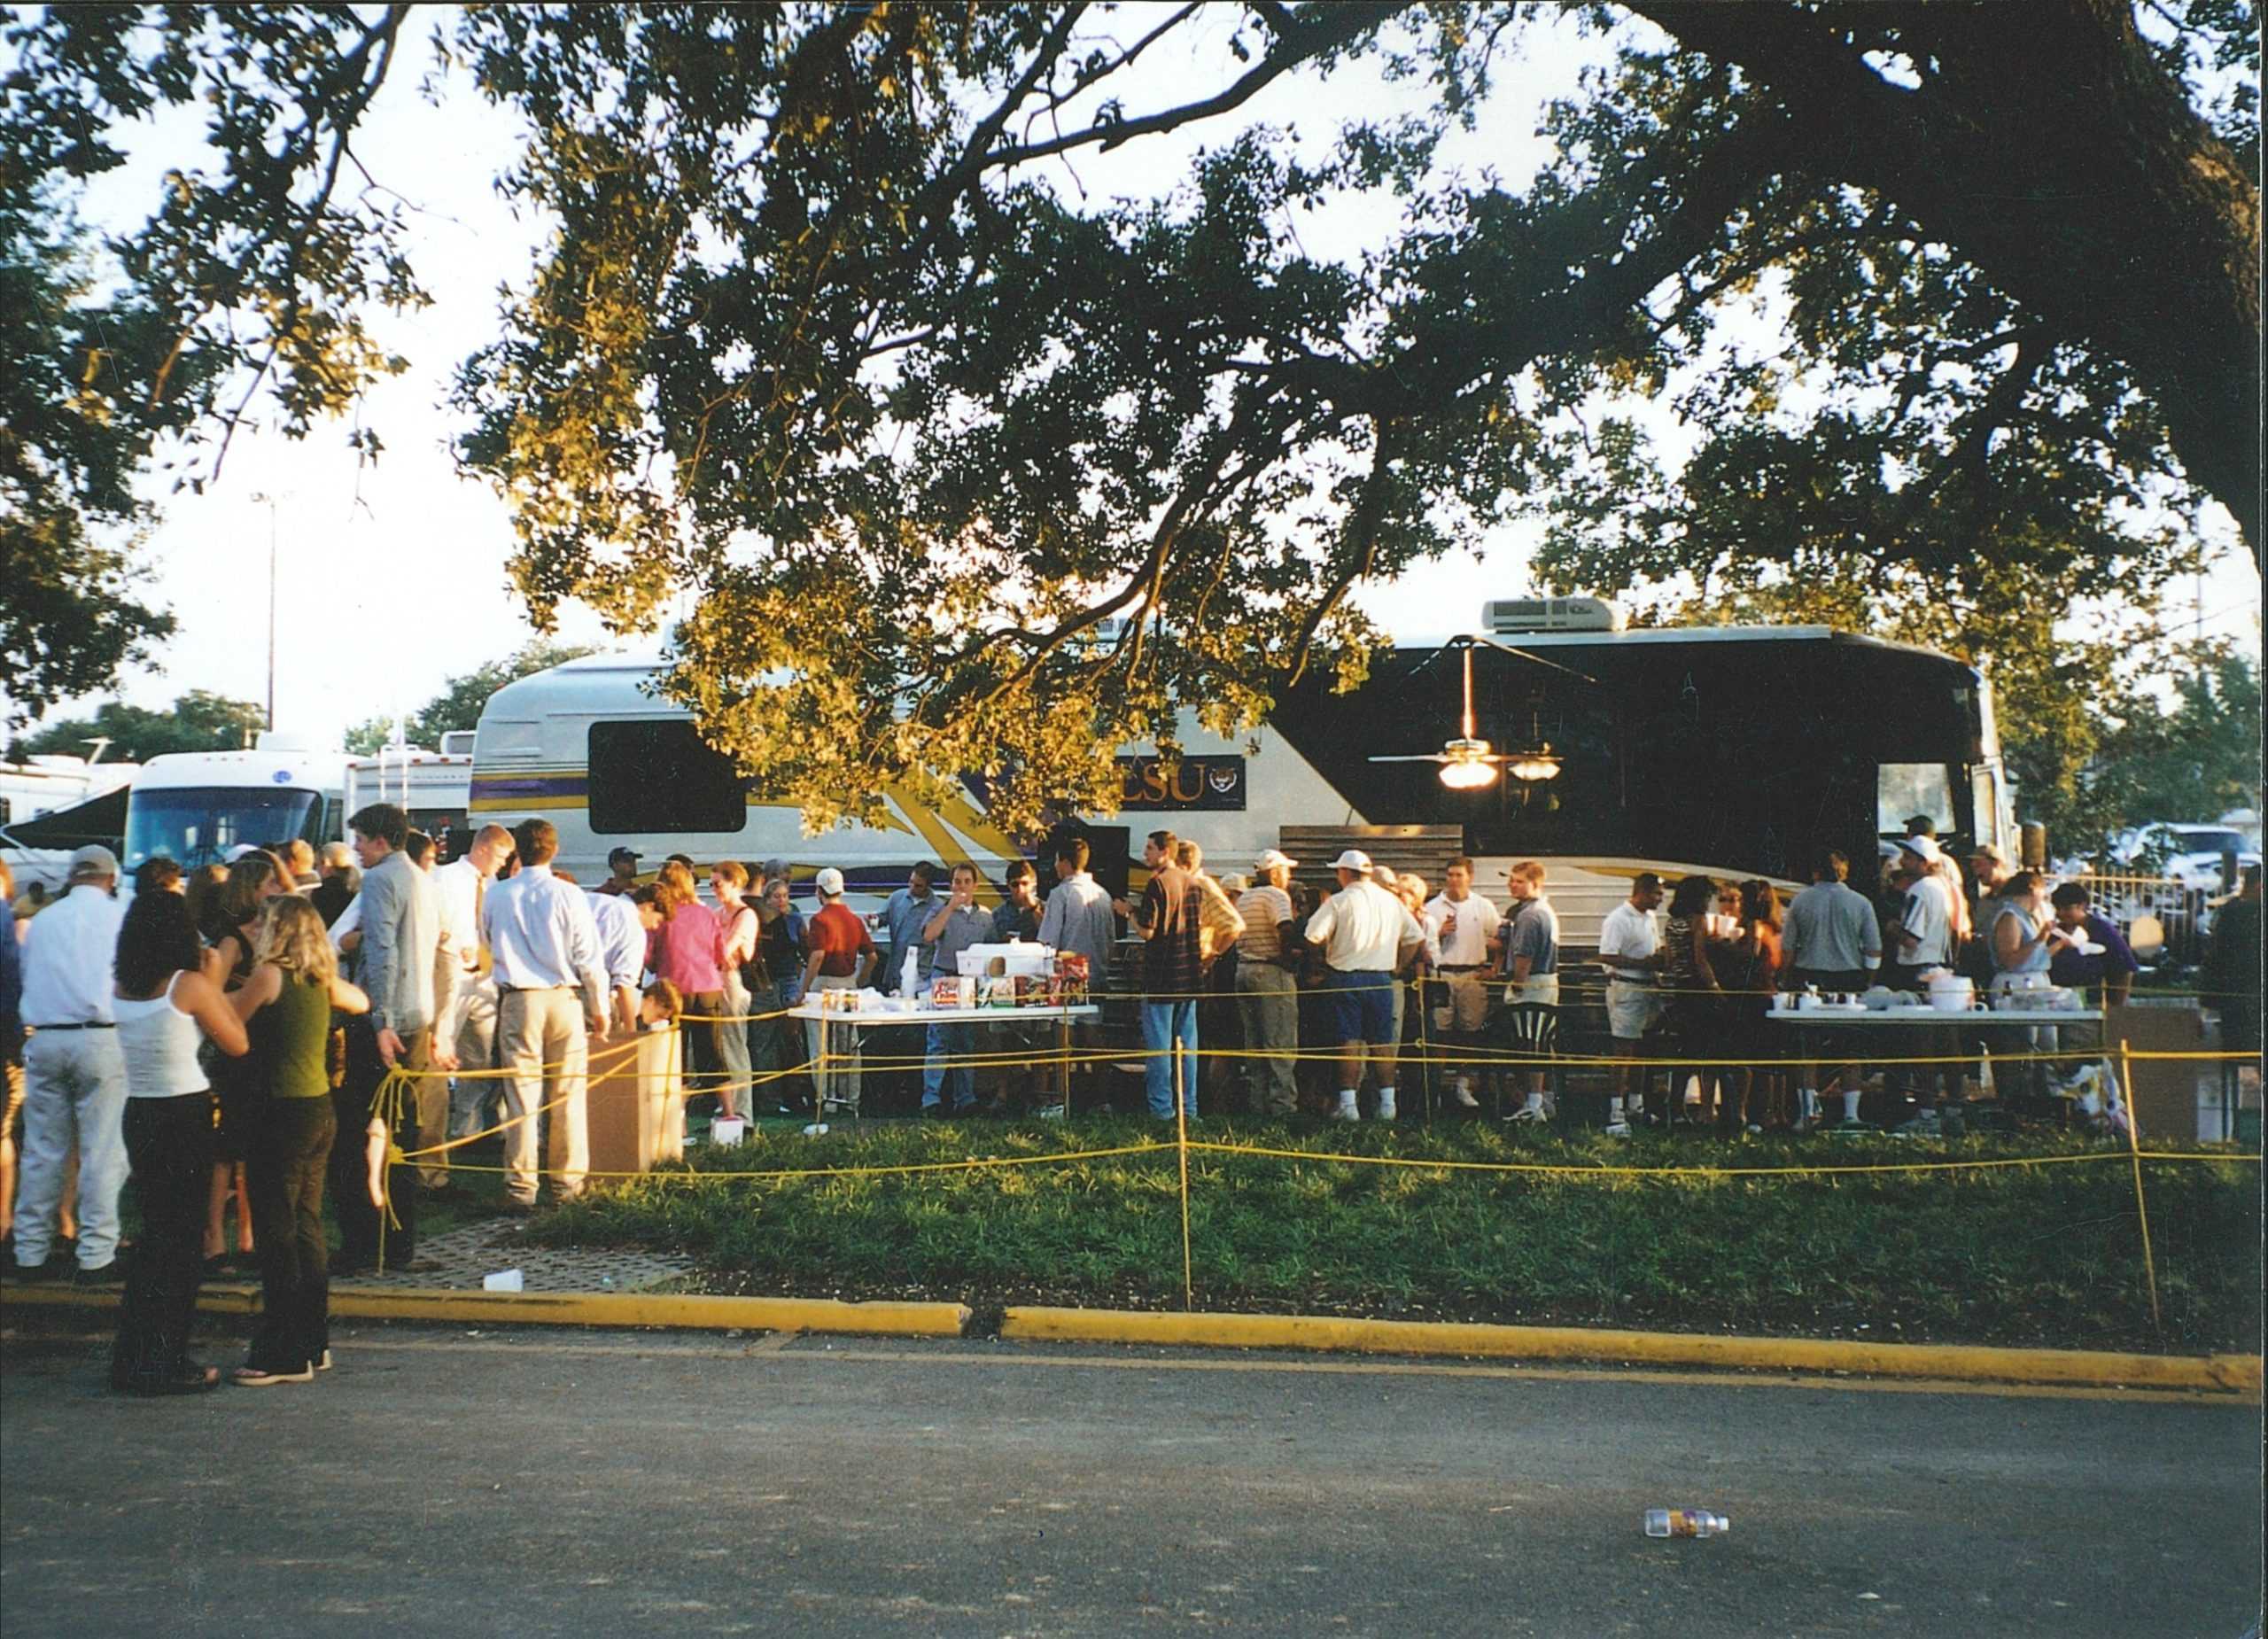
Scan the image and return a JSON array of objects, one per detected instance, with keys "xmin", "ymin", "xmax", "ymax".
[{"xmin": 4, "ymin": 2, "xmax": 2255, "ymax": 830}]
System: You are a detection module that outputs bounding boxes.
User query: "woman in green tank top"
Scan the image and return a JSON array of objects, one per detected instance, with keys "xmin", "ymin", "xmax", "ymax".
[{"xmin": 231, "ymin": 897, "xmax": 368, "ymax": 1386}]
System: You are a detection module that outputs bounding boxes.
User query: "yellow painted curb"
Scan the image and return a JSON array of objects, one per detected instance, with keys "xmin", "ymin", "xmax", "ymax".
[
  {"xmin": 0, "ymin": 1282, "xmax": 967, "ymax": 1339},
  {"xmin": 325, "ymin": 1288, "xmax": 971, "ymax": 1336},
  {"xmin": 998, "ymin": 1307, "xmax": 2264, "ymax": 1395},
  {"xmin": 6, "ymin": 1281, "xmax": 2253, "ymax": 1394},
  {"xmin": 2, "ymin": 1281, "xmax": 260, "ymax": 1316}
]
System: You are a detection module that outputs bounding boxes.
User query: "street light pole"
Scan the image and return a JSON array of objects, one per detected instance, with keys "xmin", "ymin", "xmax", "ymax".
[{"xmin": 251, "ymin": 491, "xmax": 281, "ymax": 731}]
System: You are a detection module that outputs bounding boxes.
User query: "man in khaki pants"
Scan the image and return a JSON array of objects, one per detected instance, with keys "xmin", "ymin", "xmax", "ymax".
[{"xmin": 481, "ymin": 820, "xmax": 609, "ymax": 1210}]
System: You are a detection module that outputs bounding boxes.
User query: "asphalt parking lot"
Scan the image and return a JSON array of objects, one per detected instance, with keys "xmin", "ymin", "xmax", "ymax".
[{"xmin": 3, "ymin": 1323, "xmax": 2259, "ymax": 1636}]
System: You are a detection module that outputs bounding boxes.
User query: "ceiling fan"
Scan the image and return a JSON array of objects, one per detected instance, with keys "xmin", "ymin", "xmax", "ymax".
[{"xmin": 1367, "ymin": 638, "xmax": 1561, "ymax": 789}]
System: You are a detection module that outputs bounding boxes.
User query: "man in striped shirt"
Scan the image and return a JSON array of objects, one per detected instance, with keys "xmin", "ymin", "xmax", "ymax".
[{"xmin": 1234, "ymin": 850, "xmax": 1301, "ymax": 1116}]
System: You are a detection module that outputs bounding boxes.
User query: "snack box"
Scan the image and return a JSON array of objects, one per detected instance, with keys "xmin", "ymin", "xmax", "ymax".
[
  {"xmin": 979, "ymin": 975, "xmax": 1021, "ymax": 1008},
  {"xmin": 957, "ymin": 940, "xmax": 1054, "ymax": 979},
  {"xmin": 928, "ymin": 975, "xmax": 966, "ymax": 1010}
]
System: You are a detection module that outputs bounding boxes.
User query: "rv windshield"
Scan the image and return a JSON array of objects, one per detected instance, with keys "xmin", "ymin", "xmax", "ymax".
[{"xmin": 123, "ymin": 786, "xmax": 323, "ymax": 871}]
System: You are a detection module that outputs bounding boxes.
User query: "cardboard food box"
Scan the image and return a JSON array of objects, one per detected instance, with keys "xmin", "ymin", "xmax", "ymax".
[
  {"xmin": 928, "ymin": 975, "xmax": 966, "ymax": 1010},
  {"xmin": 979, "ymin": 975, "xmax": 1021, "ymax": 1009},
  {"xmin": 957, "ymin": 940, "xmax": 1055, "ymax": 979}
]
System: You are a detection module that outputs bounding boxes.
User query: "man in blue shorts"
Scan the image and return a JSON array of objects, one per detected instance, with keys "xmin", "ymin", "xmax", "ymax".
[{"xmin": 1303, "ymin": 850, "xmax": 1425, "ymax": 1121}]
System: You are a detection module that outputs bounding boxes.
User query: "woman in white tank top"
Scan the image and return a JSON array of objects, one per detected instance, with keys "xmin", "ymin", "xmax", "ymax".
[{"xmin": 108, "ymin": 866, "xmax": 250, "ymax": 1397}]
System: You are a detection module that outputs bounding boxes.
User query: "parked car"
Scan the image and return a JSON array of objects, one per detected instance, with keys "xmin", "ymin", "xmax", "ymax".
[{"xmin": 2108, "ymin": 823, "xmax": 2261, "ymax": 889}]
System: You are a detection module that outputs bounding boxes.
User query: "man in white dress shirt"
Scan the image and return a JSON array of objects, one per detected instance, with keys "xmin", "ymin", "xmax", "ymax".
[
  {"xmin": 426, "ymin": 824, "xmax": 516, "ymax": 1186},
  {"xmin": 12, "ymin": 847, "xmax": 127, "ymax": 1279},
  {"xmin": 483, "ymin": 820, "xmax": 609, "ymax": 1209}
]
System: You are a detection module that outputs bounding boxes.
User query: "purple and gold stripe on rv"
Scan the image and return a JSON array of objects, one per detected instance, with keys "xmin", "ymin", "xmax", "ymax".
[{"xmin": 469, "ymin": 770, "xmax": 587, "ymax": 812}]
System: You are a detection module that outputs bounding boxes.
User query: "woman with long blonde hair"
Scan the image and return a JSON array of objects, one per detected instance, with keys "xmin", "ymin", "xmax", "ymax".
[{"xmin": 229, "ymin": 895, "xmax": 368, "ymax": 1386}]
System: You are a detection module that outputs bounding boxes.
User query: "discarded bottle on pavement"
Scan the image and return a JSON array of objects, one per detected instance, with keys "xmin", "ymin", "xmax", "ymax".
[{"xmin": 1643, "ymin": 1509, "xmax": 1729, "ymax": 1538}]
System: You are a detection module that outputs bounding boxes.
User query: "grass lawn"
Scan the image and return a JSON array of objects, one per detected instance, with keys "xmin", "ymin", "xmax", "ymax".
[{"xmin": 523, "ymin": 1117, "xmax": 2263, "ymax": 1355}]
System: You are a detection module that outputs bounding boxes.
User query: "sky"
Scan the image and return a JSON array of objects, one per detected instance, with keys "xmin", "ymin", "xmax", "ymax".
[{"xmin": 15, "ymin": 5, "xmax": 2259, "ymax": 754}]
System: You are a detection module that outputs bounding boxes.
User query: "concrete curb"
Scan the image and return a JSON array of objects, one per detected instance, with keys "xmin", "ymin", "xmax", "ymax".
[
  {"xmin": 998, "ymin": 1306, "xmax": 2265, "ymax": 1395},
  {"xmin": 6, "ymin": 1284, "xmax": 2255, "ymax": 1394},
  {"xmin": 1, "ymin": 1282, "xmax": 969, "ymax": 1339}
]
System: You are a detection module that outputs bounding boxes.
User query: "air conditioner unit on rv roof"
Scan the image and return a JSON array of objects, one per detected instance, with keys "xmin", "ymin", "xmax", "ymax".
[{"xmin": 1482, "ymin": 596, "xmax": 1627, "ymax": 634}]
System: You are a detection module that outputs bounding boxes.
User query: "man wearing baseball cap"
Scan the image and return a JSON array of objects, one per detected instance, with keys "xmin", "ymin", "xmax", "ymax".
[
  {"xmin": 597, "ymin": 846, "xmax": 641, "ymax": 897},
  {"xmin": 1303, "ymin": 850, "xmax": 1425, "ymax": 1121},
  {"xmin": 800, "ymin": 867, "xmax": 876, "ymax": 1112},
  {"xmin": 1886, "ymin": 837, "xmax": 1961, "ymax": 1131},
  {"xmin": 13, "ymin": 845, "xmax": 128, "ymax": 1280},
  {"xmin": 1235, "ymin": 851, "xmax": 1301, "ymax": 1116}
]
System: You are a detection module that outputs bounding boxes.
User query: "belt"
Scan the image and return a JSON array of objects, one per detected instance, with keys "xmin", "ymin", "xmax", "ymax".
[
  {"xmin": 29, "ymin": 1021, "xmax": 114, "ymax": 1030},
  {"xmin": 1609, "ymin": 971, "xmax": 1652, "ymax": 983},
  {"xmin": 498, "ymin": 984, "xmax": 572, "ymax": 995},
  {"xmin": 1440, "ymin": 964, "xmax": 1487, "ymax": 973}
]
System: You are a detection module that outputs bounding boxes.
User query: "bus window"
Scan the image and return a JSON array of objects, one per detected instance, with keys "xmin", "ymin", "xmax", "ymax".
[
  {"xmin": 1877, "ymin": 763, "xmax": 1955, "ymax": 836},
  {"xmin": 587, "ymin": 720, "xmax": 748, "ymax": 835},
  {"xmin": 1970, "ymin": 765, "xmax": 2007, "ymax": 851}
]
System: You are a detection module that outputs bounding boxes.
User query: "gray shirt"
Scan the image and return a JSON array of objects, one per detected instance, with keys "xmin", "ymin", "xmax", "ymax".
[
  {"xmin": 926, "ymin": 903, "xmax": 996, "ymax": 981},
  {"xmin": 1783, "ymin": 880, "xmax": 1883, "ymax": 974},
  {"xmin": 1506, "ymin": 897, "xmax": 1559, "ymax": 976},
  {"xmin": 1036, "ymin": 873, "xmax": 1115, "ymax": 986},
  {"xmin": 359, "ymin": 851, "xmax": 446, "ymax": 1036}
]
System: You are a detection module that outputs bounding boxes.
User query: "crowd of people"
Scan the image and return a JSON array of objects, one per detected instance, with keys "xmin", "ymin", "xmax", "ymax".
[{"xmin": 2, "ymin": 807, "xmax": 2259, "ymax": 1395}]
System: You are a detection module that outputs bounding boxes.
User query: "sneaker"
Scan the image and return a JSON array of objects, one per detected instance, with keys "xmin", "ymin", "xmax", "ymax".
[
  {"xmin": 1507, "ymin": 1107, "xmax": 1549, "ymax": 1123},
  {"xmin": 1375, "ymin": 1095, "xmax": 1396, "ymax": 1122},
  {"xmin": 73, "ymin": 1261, "xmax": 125, "ymax": 1286},
  {"xmin": 1744, "ymin": 1122, "xmax": 1764, "ymax": 1135},
  {"xmin": 1331, "ymin": 1099, "xmax": 1359, "ymax": 1122},
  {"xmin": 1828, "ymin": 1118, "xmax": 1872, "ymax": 1136},
  {"xmin": 1034, "ymin": 1103, "xmax": 1068, "ymax": 1121},
  {"xmin": 1449, "ymin": 1084, "xmax": 1480, "ymax": 1110},
  {"xmin": 1893, "ymin": 1112, "xmax": 1941, "ymax": 1138},
  {"xmin": 1603, "ymin": 1120, "xmax": 1633, "ymax": 1138}
]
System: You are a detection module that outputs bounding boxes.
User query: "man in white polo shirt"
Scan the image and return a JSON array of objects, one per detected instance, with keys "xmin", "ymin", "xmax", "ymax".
[
  {"xmin": 1304, "ymin": 850, "xmax": 1425, "ymax": 1122},
  {"xmin": 1597, "ymin": 872, "xmax": 1666, "ymax": 1135},
  {"xmin": 1422, "ymin": 857, "xmax": 1500, "ymax": 1112}
]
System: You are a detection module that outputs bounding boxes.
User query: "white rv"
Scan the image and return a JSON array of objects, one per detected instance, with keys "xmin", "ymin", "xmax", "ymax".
[
  {"xmin": 120, "ymin": 734, "xmax": 346, "ymax": 874},
  {"xmin": 0, "ymin": 755, "xmax": 140, "ymax": 893},
  {"xmin": 468, "ymin": 653, "xmax": 1348, "ymax": 915},
  {"xmin": 343, "ymin": 734, "xmax": 475, "ymax": 856}
]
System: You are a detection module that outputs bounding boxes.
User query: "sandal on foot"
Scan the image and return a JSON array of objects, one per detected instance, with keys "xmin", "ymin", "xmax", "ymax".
[{"xmin": 231, "ymin": 1361, "xmax": 314, "ymax": 1387}]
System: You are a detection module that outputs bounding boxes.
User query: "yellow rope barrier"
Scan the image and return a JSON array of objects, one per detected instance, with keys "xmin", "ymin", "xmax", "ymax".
[{"xmin": 403, "ymin": 1139, "xmax": 1176, "ymax": 1185}]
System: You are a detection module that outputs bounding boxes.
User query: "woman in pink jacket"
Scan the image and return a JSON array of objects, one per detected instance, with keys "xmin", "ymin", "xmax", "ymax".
[{"xmin": 649, "ymin": 861, "xmax": 733, "ymax": 1121}]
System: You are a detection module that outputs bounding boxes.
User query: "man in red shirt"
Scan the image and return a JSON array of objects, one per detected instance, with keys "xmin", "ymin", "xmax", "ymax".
[{"xmin": 800, "ymin": 867, "xmax": 876, "ymax": 1113}]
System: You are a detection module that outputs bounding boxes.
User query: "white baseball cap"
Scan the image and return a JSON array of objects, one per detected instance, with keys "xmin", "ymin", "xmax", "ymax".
[
  {"xmin": 813, "ymin": 866, "xmax": 845, "ymax": 896},
  {"xmin": 1329, "ymin": 849, "xmax": 1373, "ymax": 874},
  {"xmin": 1253, "ymin": 849, "xmax": 1298, "ymax": 872},
  {"xmin": 1899, "ymin": 835, "xmax": 1944, "ymax": 866}
]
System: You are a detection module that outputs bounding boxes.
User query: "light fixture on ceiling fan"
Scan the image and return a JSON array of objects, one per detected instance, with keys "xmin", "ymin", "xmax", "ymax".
[{"xmin": 1367, "ymin": 639, "xmax": 1561, "ymax": 789}]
